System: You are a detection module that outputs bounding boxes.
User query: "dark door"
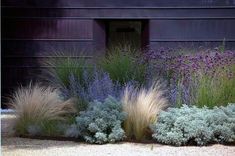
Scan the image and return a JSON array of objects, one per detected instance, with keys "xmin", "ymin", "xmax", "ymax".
[
  {"xmin": 106, "ymin": 20, "xmax": 149, "ymax": 49},
  {"xmin": 93, "ymin": 20, "xmax": 149, "ymax": 52}
]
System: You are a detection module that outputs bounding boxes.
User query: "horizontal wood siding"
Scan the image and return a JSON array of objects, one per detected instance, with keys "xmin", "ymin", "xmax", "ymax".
[
  {"xmin": 3, "ymin": 19, "xmax": 93, "ymax": 39},
  {"xmin": 2, "ymin": 40, "xmax": 94, "ymax": 55},
  {"xmin": 149, "ymin": 19, "xmax": 235, "ymax": 49},
  {"xmin": 149, "ymin": 41, "xmax": 235, "ymax": 50},
  {"xmin": 2, "ymin": 0, "xmax": 235, "ymax": 107},
  {"xmin": 149, "ymin": 19, "xmax": 235, "ymax": 40},
  {"xmin": 2, "ymin": 0, "xmax": 235, "ymax": 7},
  {"xmin": 2, "ymin": 9, "xmax": 94, "ymax": 106},
  {"xmin": 2, "ymin": 8, "xmax": 235, "ymax": 19}
]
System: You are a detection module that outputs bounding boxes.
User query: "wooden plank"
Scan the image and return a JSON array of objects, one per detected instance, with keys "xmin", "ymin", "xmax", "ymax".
[
  {"xmin": 2, "ymin": 0, "xmax": 235, "ymax": 7},
  {"xmin": 149, "ymin": 41, "xmax": 235, "ymax": 49},
  {"xmin": 2, "ymin": 19, "xmax": 93, "ymax": 39},
  {"xmin": 93, "ymin": 20, "xmax": 107, "ymax": 55},
  {"xmin": 2, "ymin": 8, "xmax": 235, "ymax": 18},
  {"xmin": 2, "ymin": 40, "xmax": 94, "ymax": 55},
  {"xmin": 149, "ymin": 20, "xmax": 235, "ymax": 40}
]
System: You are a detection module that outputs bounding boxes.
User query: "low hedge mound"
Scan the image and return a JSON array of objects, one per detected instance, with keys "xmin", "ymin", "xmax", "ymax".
[
  {"xmin": 65, "ymin": 96, "xmax": 126, "ymax": 144},
  {"xmin": 151, "ymin": 104, "xmax": 235, "ymax": 146}
]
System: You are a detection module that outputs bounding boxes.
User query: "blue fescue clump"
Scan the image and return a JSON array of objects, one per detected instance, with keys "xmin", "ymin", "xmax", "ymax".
[
  {"xmin": 65, "ymin": 96, "xmax": 127, "ymax": 144},
  {"xmin": 151, "ymin": 103, "xmax": 235, "ymax": 146}
]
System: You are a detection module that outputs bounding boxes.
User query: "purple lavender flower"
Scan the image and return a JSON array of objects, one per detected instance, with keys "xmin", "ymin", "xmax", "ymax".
[
  {"xmin": 61, "ymin": 67, "xmax": 125, "ymax": 110},
  {"xmin": 143, "ymin": 47, "xmax": 235, "ymax": 106}
]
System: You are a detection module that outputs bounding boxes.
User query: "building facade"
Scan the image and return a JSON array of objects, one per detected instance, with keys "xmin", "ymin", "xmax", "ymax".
[{"xmin": 2, "ymin": 0, "xmax": 235, "ymax": 105}]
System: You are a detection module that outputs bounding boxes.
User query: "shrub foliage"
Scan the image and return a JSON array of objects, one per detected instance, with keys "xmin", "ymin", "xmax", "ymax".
[
  {"xmin": 151, "ymin": 104, "xmax": 235, "ymax": 146},
  {"xmin": 65, "ymin": 96, "xmax": 126, "ymax": 144}
]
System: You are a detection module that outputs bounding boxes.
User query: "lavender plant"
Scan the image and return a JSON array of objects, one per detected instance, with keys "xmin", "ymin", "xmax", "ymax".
[
  {"xmin": 168, "ymin": 81, "xmax": 191, "ymax": 107},
  {"xmin": 61, "ymin": 68, "xmax": 124, "ymax": 112},
  {"xmin": 87, "ymin": 71, "xmax": 123, "ymax": 102}
]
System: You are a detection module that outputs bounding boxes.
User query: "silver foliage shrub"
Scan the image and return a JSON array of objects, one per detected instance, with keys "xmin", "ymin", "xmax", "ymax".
[
  {"xmin": 151, "ymin": 104, "xmax": 235, "ymax": 146},
  {"xmin": 65, "ymin": 96, "xmax": 126, "ymax": 144}
]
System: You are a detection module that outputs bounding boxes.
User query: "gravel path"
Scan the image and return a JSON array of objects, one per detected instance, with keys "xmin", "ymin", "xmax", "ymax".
[{"xmin": 2, "ymin": 114, "xmax": 235, "ymax": 156}]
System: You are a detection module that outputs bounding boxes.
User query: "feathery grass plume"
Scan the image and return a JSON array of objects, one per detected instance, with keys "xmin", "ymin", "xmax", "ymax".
[
  {"xmin": 8, "ymin": 83, "xmax": 76, "ymax": 135},
  {"xmin": 122, "ymin": 82, "xmax": 168, "ymax": 141}
]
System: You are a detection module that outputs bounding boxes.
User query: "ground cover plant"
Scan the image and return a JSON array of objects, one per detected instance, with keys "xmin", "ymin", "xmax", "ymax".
[
  {"xmin": 65, "ymin": 96, "xmax": 126, "ymax": 144},
  {"xmin": 8, "ymin": 83, "xmax": 75, "ymax": 136},
  {"xmin": 151, "ymin": 104, "xmax": 235, "ymax": 146},
  {"xmin": 122, "ymin": 82, "xmax": 168, "ymax": 141}
]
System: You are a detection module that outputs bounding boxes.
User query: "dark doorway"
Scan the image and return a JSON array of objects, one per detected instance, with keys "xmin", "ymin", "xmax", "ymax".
[
  {"xmin": 107, "ymin": 20, "xmax": 149, "ymax": 49},
  {"xmin": 93, "ymin": 20, "xmax": 149, "ymax": 53},
  {"xmin": 107, "ymin": 21, "xmax": 141, "ymax": 48}
]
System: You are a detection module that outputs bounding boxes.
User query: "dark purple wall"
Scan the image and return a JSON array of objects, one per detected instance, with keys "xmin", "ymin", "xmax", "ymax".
[
  {"xmin": 2, "ymin": 0, "xmax": 235, "ymax": 7},
  {"xmin": 2, "ymin": 0, "xmax": 235, "ymax": 107}
]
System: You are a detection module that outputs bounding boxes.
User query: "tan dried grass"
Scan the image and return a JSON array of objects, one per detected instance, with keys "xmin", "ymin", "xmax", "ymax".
[
  {"xmin": 8, "ymin": 83, "xmax": 75, "ymax": 134},
  {"xmin": 122, "ymin": 82, "xmax": 168, "ymax": 141}
]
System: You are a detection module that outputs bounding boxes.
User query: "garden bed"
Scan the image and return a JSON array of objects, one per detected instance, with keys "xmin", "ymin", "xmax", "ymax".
[
  {"xmin": 4, "ymin": 46, "xmax": 235, "ymax": 146},
  {"xmin": 2, "ymin": 114, "xmax": 235, "ymax": 147}
]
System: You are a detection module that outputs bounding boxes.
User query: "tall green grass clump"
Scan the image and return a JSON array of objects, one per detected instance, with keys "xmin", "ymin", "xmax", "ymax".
[
  {"xmin": 218, "ymin": 38, "xmax": 226, "ymax": 53},
  {"xmin": 192, "ymin": 68, "xmax": 235, "ymax": 108},
  {"xmin": 8, "ymin": 84, "xmax": 75, "ymax": 136},
  {"xmin": 42, "ymin": 54, "xmax": 94, "ymax": 113},
  {"xmin": 100, "ymin": 46, "xmax": 146, "ymax": 85},
  {"xmin": 43, "ymin": 55, "xmax": 93, "ymax": 88}
]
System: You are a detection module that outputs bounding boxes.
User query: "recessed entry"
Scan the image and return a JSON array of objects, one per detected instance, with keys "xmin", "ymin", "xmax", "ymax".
[{"xmin": 93, "ymin": 20, "xmax": 149, "ymax": 51}]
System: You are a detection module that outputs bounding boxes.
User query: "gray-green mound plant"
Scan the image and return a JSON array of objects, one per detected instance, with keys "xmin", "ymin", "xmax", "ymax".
[
  {"xmin": 151, "ymin": 104, "xmax": 235, "ymax": 146},
  {"xmin": 65, "ymin": 96, "xmax": 127, "ymax": 144}
]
